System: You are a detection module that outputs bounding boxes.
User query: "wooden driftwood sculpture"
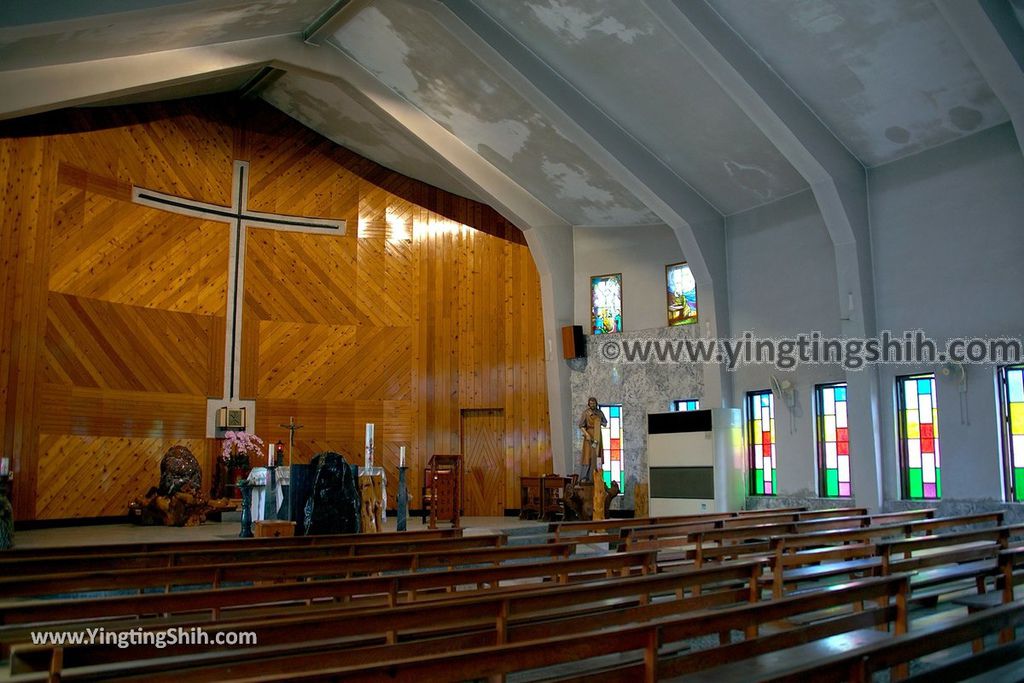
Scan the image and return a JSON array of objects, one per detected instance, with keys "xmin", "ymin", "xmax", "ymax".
[
  {"xmin": 359, "ymin": 472, "xmax": 384, "ymax": 533},
  {"xmin": 128, "ymin": 445, "xmax": 225, "ymax": 527}
]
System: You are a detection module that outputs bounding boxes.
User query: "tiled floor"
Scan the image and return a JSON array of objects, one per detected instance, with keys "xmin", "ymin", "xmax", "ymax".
[{"xmin": 12, "ymin": 515, "xmax": 548, "ymax": 549}]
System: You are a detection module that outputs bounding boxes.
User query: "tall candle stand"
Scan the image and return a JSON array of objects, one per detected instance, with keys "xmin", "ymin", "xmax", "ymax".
[
  {"xmin": 238, "ymin": 480, "xmax": 254, "ymax": 538},
  {"xmin": 396, "ymin": 466, "xmax": 409, "ymax": 532},
  {"xmin": 263, "ymin": 464, "xmax": 278, "ymax": 523},
  {"xmin": 0, "ymin": 472, "xmax": 13, "ymax": 550}
]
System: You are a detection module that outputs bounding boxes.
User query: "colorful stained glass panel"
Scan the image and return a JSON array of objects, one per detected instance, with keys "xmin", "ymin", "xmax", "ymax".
[
  {"xmin": 816, "ymin": 383, "xmax": 852, "ymax": 498},
  {"xmin": 899, "ymin": 374, "xmax": 940, "ymax": 500},
  {"xmin": 600, "ymin": 404, "xmax": 624, "ymax": 487},
  {"xmin": 591, "ymin": 274, "xmax": 623, "ymax": 335},
  {"xmin": 666, "ymin": 262, "xmax": 698, "ymax": 326},
  {"xmin": 1001, "ymin": 366, "xmax": 1024, "ymax": 502},
  {"xmin": 672, "ymin": 399, "xmax": 700, "ymax": 412},
  {"xmin": 747, "ymin": 390, "xmax": 776, "ymax": 496}
]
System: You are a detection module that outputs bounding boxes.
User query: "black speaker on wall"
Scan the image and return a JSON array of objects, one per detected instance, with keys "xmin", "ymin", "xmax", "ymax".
[{"xmin": 562, "ymin": 325, "xmax": 586, "ymax": 360}]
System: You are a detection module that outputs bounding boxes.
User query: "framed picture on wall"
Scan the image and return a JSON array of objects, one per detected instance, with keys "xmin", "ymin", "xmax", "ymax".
[
  {"xmin": 216, "ymin": 407, "xmax": 246, "ymax": 429},
  {"xmin": 666, "ymin": 262, "xmax": 698, "ymax": 326},
  {"xmin": 591, "ymin": 273, "xmax": 623, "ymax": 334}
]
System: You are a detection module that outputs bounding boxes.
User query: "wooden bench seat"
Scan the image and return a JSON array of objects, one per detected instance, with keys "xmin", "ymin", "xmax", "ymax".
[
  {"xmin": 0, "ymin": 541, "xmax": 580, "ymax": 599},
  {"xmin": 0, "ymin": 528, "xmax": 505, "ymax": 577},
  {"xmin": 545, "ymin": 507, "xmax": 821, "ymax": 543},
  {"xmin": 7, "ymin": 559, "xmax": 764, "ymax": 679},
  {"xmin": 0, "ymin": 527, "xmax": 461, "ymax": 559},
  {"xmin": 674, "ymin": 628, "xmax": 894, "ymax": 683},
  {"xmin": 767, "ymin": 511, "xmax": 1005, "ymax": 561},
  {"xmin": 761, "ymin": 543, "xmax": 882, "ymax": 598},
  {"xmin": 751, "ymin": 601, "xmax": 1024, "ymax": 683},
  {"xmin": 618, "ymin": 507, "xmax": 883, "ymax": 546},
  {"xmin": 761, "ymin": 514, "xmax": 1014, "ymax": 600},
  {"xmin": 954, "ymin": 546, "xmax": 1024, "ymax": 613},
  {"xmin": 0, "ymin": 533, "xmax": 506, "ymax": 577},
  {"xmin": 626, "ymin": 512, "xmax": 928, "ymax": 568},
  {"xmin": 167, "ymin": 574, "xmax": 906, "ymax": 683},
  {"xmin": 877, "ymin": 525, "xmax": 1024, "ymax": 606},
  {"xmin": 0, "ymin": 549, "xmax": 658, "ymax": 655}
]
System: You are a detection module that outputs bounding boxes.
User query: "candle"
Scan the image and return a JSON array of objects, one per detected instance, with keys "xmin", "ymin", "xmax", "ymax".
[
  {"xmin": 399, "ymin": 446, "xmax": 406, "ymax": 468},
  {"xmin": 268, "ymin": 443, "xmax": 274, "ymax": 467},
  {"xmin": 365, "ymin": 423, "xmax": 375, "ymax": 469}
]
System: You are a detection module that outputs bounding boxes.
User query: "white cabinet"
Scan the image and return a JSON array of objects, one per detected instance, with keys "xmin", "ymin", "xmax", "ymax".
[{"xmin": 646, "ymin": 408, "xmax": 745, "ymax": 515}]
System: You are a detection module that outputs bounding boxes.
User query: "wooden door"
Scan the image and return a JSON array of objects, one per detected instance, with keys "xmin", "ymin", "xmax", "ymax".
[{"xmin": 461, "ymin": 409, "xmax": 505, "ymax": 516}]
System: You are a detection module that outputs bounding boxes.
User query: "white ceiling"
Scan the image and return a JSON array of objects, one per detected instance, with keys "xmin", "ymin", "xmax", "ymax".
[
  {"xmin": 0, "ymin": 0, "xmax": 1020, "ymax": 227},
  {"xmin": 708, "ymin": 0, "xmax": 1008, "ymax": 166}
]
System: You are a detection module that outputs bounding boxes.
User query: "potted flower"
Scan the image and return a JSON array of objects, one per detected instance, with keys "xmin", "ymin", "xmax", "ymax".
[{"xmin": 221, "ymin": 431, "xmax": 265, "ymax": 498}]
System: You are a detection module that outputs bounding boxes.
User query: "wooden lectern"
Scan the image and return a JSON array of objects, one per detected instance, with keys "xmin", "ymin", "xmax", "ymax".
[{"xmin": 426, "ymin": 454, "xmax": 462, "ymax": 529}]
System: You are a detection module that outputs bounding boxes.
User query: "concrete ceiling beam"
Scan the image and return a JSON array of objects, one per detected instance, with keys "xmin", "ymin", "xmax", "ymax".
[
  {"xmin": 644, "ymin": 0, "xmax": 884, "ymax": 508},
  {"xmin": 934, "ymin": 0, "xmax": 1024, "ymax": 157}
]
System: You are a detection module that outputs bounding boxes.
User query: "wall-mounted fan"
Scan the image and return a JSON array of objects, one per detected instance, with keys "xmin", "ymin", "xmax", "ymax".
[
  {"xmin": 940, "ymin": 360, "xmax": 969, "ymax": 424},
  {"xmin": 940, "ymin": 360, "xmax": 966, "ymax": 388},
  {"xmin": 770, "ymin": 375, "xmax": 797, "ymax": 434},
  {"xmin": 770, "ymin": 375, "xmax": 796, "ymax": 410}
]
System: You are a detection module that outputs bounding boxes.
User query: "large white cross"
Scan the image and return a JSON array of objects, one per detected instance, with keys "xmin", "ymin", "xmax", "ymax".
[{"xmin": 133, "ymin": 160, "xmax": 346, "ymax": 402}]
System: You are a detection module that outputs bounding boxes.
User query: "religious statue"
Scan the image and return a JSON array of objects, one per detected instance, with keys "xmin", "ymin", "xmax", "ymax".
[
  {"xmin": 579, "ymin": 397, "xmax": 610, "ymax": 520},
  {"xmin": 578, "ymin": 397, "xmax": 607, "ymax": 480},
  {"xmin": 304, "ymin": 452, "xmax": 360, "ymax": 535}
]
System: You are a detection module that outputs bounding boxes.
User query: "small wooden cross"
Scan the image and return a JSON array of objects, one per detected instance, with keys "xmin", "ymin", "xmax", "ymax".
[{"xmin": 278, "ymin": 416, "xmax": 304, "ymax": 467}]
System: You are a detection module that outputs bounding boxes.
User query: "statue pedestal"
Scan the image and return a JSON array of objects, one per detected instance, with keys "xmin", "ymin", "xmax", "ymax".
[{"xmin": 593, "ymin": 476, "xmax": 606, "ymax": 520}]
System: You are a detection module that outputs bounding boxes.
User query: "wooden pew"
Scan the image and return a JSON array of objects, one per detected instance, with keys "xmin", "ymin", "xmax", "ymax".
[
  {"xmin": 763, "ymin": 512, "xmax": 1010, "ymax": 598},
  {"xmin": 0, "ymin": 533, "xmax": 506, "ymax": 576},
  {"xmin": 769, "ymin": 511, "xmax": 1007, "ymax": 559},
  {"xmin": 548, "ymin": 512, "xmax": 738, "ymax": 545},
  {"xmin": 625, "ymin": 510, "xmax": 935, "ymax": 567},
  {"xmin": 0, "ymin": 541, "xmax": 581, "ymax": 599},
  {"xmin": 546, "ymin": 506, "xmax": 820, "ymax": 543},
  {"xmin": 876, "ymin": 524, "xmax": 1024, "ymax": 605},
  {"xmin": 141, "ymin": 574, "xmax": 906, "ymax": 683},
  {"xmin": 753, "ymin": 601, "xmax": 1024, "ymax": 683},
  {"xmin": 622, "ymin": 507, "xmax": 882, "ymax": 542},
  {"xmin": 955, "ymin": 545, "xmax": 1024, "ymax": 611},
  {"xmin": 7, "ymin": 559, "xmax": 765, "ymax": 679},
  {"xmin": 0, "ymin": 526, "xmax": 461, "ymax": 558},
  {"xmin": 0, "ymin": 550, "xmax": 659, "ymax": 655}
]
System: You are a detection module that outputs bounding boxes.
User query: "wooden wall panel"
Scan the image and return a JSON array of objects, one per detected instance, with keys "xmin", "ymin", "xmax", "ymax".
[
  {"xmin": 0, "ymin": 136, "xmax": 54, "ymax": 519},
  {"xmin": 38, "ymin": 384, "xmax": 207, "ymax": 439},
  {"xmin": 42, "ymin": 293, "xmax": 220, "ymax": 395},
  {"xmin": 1, "ymin": 95, "xmax": 550, "ymax": 521},
  {"xmin": 36, "ymin": 436, "xmax": 208, "ymax": 519}
]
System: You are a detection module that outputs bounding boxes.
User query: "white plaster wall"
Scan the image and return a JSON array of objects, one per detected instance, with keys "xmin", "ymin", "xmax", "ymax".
[
  {"xmin": 726, "ymin": 189, "xmax": 843, "ymax": 498},
  {"xmin": 869, "ymin": 123, "xmax": 1024, "ymax": 502},
  {"xmin": 573, "ymin": 224, "xmax": 685, "ymax": 333}
]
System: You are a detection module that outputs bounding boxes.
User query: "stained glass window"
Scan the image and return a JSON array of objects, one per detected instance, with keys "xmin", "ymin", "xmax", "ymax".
[
  {"xmin": 816, "ymin": 383, "xmax": 851, "ymax": 497},
  {"xmin": 666, "ymin": 262, "xmax": 698, "ymax": 326},
  {"xmin": 591, "ymin": 274, "xmax": 623, "ymax": 334},
  {"xmin": 897, "ymin": 374, "xmax": 940, "ymax": 500},
  {"xmin": 672, "ymin": 399, "xmax": 700, "ymax": 412},
  {"xmin": 747, "ymin": 390, "xmax": 776, "ymax": 495},
  {"xmin": 600, "ymin": 404, "xmax": 623, "ymax": 487},
  {"xmin": 999, "ymin": 365, "xmax": 1024, "ymax": 502}
]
